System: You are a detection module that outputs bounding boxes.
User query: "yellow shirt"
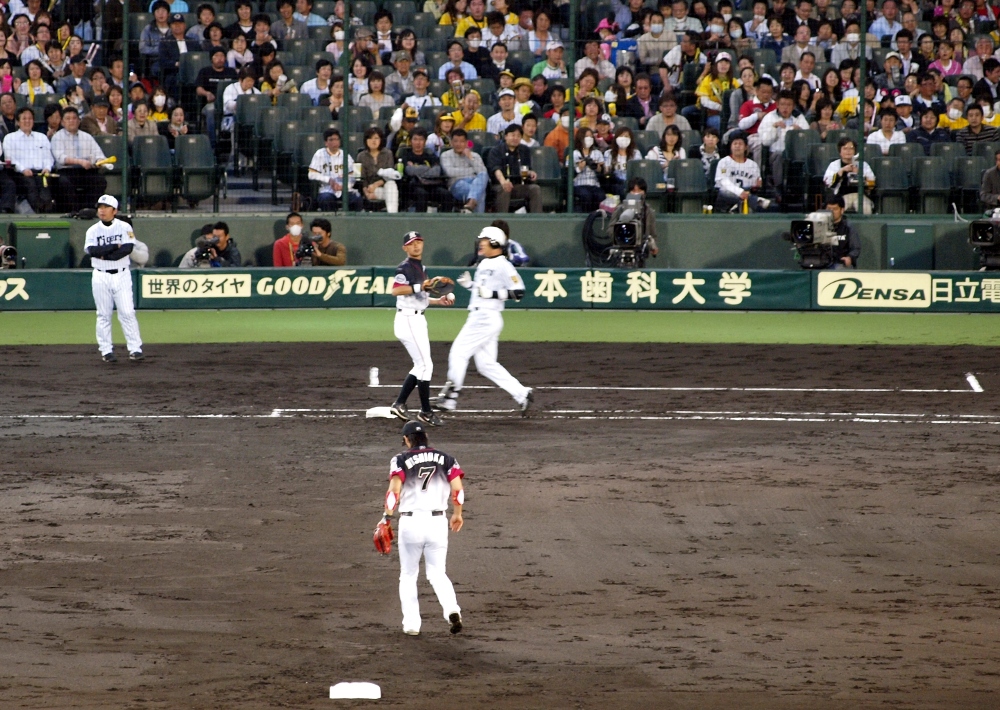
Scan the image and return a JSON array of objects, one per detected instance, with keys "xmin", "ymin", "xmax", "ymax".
[
  {"xmin": 439, "ymin": 11, "xmax": 464, "ymax": 25},
  {"xmin": 449, "ymin": 109, "xmax": 486, "ymax": 131},
  {"xmin": 695, "ymin": 75, "xmax": 739, "ymax": 111},
  {"xmin": 938, "ymin": 114, "xmax": 969, "ymax": 131},
  {"xmin": 983, "ymin": 112, "xmax": 1000, "ymax": 128},
  {"xmin": 454, "ymin": 15, "xmax": 488, "ymax": 37}
]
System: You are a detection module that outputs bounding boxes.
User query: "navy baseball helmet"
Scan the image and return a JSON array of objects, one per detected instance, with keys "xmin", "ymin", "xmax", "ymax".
[
  {"xmin": 403, "ymin": 231, "xmax": 423, "ymax": 245},
  {"xmin": 402, "ymin": 421, "xmax": 425, "ymax": 436}
]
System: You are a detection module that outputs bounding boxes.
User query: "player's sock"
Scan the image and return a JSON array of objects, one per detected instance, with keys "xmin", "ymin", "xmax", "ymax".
[
  {"xmin": 417, "ymin": 380, "xmax": 431, "ymax": 412},
  {"xmin": 397, "ymin": 374, "xmax": 418, "ymax": 405}
]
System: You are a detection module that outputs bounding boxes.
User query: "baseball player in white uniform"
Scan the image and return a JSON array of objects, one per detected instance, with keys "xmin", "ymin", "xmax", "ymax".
[
  {"xmin": 389, "ymin": 231, "xmax": 454, "ymax": 427},
  {"xmin": 85, "ymin": 194, "xmax": 143, "ymax": 362},
  {"xmin": 433, "ymin": 226, "xmax": 533, "ymax": 415},
  {"xmin": 382, "ymin": 420, "xmax": 465, "ymax": 636}
]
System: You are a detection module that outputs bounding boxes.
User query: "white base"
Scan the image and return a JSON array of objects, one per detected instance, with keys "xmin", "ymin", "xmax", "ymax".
[
  {"xmin": 366, "ymin": 406, "xmax": 396, "ymax": 419},
  {"xmin": 330, "ymin": 682, "xmax": 381, "ymax": 699}
]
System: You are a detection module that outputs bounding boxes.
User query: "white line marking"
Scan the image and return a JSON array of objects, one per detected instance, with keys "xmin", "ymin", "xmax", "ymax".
[
  {"xmin": 966, "ymin": 373, "xmax": 984, "ymax": 392},
  {"xmin": 365, "ymin": 384, "xmax": 975, "ymax": 393}
]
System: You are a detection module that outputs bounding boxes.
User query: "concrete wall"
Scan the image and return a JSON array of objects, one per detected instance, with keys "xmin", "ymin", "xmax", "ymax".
[{"xmin": 36, "ymin": 212, "xmax": 980, "ymax": 271}]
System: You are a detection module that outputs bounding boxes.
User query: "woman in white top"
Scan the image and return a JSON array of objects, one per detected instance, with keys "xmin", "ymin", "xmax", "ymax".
[
  {"xmin": 527, "ymin": 10, "xmax": 556, "ymax": 57},
  {"xmin": 222, "ymin": 68, "xmax": 261, "ymax": 130},
  {"xmin": 18, "ymin": 60, "xmax": 53, "ymax": 100},
  {"xmin": 573, "ymin": 127, "xmax": 605, "ymax": 212},
  {"xmin": 604, "ymin": 126, "xmax": 642, "ymax": 196},
  {"xmin": 349, "ymin": 56, "xmax": 371, "ymax": 105},
  {"xmin": 358, "ymin": 70, "xmax": 396, "ymax": 114},
  {"xmin": 646, "ymin": 125, "xmax": 686, "ymax": 180},
  {"xmin": 227, "ymin": 34, "xmax": 254, "ymax": 70}
]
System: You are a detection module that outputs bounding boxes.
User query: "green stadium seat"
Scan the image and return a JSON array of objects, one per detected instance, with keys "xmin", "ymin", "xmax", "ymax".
[
  {"xmin": 530, "ymin": 145, "xmax": 563, "ymax": 211},
  {"xmin": 668, "ymin": 158, "xmax": 708, "ymax": 213},
  {"xmin": 95, "ymin": 135, "xmax": 126, "ymax": 200},
  {"xmin": 175, "ymin": 134, "xmax": 221, "ymax": 210},
  {"xmin": 913, "ymin": 156, "xmax": 951, "ymax": 213},
  {"xmin": 133, "ymin": 135, "xmax": 175, "ymax": 209},
  {"xmin": 870, "ymin": 156, "xmax": 909, "ymax": 214},
  {"xmin": 954, "ymin": 155, "xmax": 989, "ymax": 213}
]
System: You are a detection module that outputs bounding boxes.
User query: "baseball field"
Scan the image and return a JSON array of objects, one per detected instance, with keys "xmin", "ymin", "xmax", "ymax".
[{"xmin": 1, "ymin": 309, "xmax": 999, "ymax": 709}]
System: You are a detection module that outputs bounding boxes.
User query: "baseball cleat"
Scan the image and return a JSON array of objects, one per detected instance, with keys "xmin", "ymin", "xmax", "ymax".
[
  {"xmin": 389, "ymin": 402, "xmax": 411, "ymax": 420},
  {"xmin": 403, "ymin": 628, "xmax": 420, "ymax": 636},
  {"xmin": 448, "ymin": 612, "xmax": 462, "ymax": 634},
  {"xmin": 128, "ymin": 351, "xmax": 144, "ymax": 362},
  {"xmin": 432, "ymin": 396, "xmax": 456, "ymax": 412},
  {"xmin": 519, "ymin": 389, "xmax": 534, "ymax": 417},
  {"xmin": 102, "ymin": 352, "xmax": 117, "ymax": 363},
  {"xmin": 417, "ymin": 410, "xmax": 442, "ymax": 427}
]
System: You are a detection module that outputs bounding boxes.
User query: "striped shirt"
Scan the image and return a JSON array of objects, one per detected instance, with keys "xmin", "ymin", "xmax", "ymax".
[
  {"xmin": 2, "ymin": 129, "xmax": 53, "ymax": 172},
  {"xmin": 50, "ymin": 128, "xmax": 106, "ymax": 169}
]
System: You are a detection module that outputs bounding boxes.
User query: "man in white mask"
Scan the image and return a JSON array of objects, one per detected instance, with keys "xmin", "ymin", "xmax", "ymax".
[
  {"xmin": 831, "ymin": 20, "xmax": 873, "ymax": 66},
  {"xmin": 272, "ymin": 212, "xmax": 307, "ymax": 267}
]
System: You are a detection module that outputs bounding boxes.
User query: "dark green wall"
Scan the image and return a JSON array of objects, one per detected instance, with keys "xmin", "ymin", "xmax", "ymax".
[{"xmin": 31, "ymin": 212, "xmax": 980, "ymax": 271}]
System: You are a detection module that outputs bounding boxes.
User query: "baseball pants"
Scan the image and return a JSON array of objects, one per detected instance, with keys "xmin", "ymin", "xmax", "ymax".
[
  {"xmin": 93, "ymin": 268, "xmax": 142, "ymax": 355},
  {"xmin": 447, "ymin": 309, "xmax": 530, "ymax": 404},
  {"xmin": 394, "ymin": 311, "xmax": 433, "ymax": 381},
  {"xmin": 398, "ymin": 513, "xmax": 460, "ymax": 632}
]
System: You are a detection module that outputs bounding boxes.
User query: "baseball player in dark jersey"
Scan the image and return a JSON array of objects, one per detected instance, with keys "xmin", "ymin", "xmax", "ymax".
[
  {"xmin": 382, "ymin": 420, "xmax": 465, "ymax": 636},
  {"xmin": 389, "ymin": 231, "xmax": 454, "ymax": 426}
]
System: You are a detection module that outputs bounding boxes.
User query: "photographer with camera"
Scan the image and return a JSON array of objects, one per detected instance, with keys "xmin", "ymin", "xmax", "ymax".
[
  {"xmin": 823, "ymin": 137, "xmax": 874, "ymax": 214},
  {"xmin": 300, "ymin": 218, "xmax": 347, "ymax": 266},
  {"xmin": 178, "ymin": 222, "xmax": 243, "ymax": 268},
  {"xmin": 272, "ymin": 212, "xmax": 307, "ymax": 267},
  {"xmin": 823, "ymin": 195, "xmax": 861, "ymax": 269}
]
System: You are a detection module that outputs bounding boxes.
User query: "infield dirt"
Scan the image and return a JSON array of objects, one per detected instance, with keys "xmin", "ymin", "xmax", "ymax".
[{"xmin": 1, "ymin": 342, "xmax": 999, "ymax": 710}]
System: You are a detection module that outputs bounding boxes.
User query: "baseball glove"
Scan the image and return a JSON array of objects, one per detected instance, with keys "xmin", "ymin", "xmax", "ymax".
[
  {"xmin": 424, "ymin": 276, "xmax": 455, "ymax": 298},
  {"xmin": 373, "ymin": 516, "xmax": 394, "ymax": 555}
]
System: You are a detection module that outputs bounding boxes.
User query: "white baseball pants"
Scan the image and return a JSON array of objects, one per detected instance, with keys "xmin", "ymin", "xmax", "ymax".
[
  {"xmin": 394, "ymin": 311, "xmax": 433, "ymax": 381},
  {"xmin": 398, "ymin": 513, "xmax": 460, "ymax": 633},
  {"xmin": 93, "ymin": 268, "xmax": 142, "ymax": 356},
  {"xmin": 446, "ymin": 309, "xmax": 530, "ymax": 404}
]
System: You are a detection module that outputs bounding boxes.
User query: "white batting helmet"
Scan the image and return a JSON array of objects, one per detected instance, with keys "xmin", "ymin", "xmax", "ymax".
[{"xmin": 478, "ymin": 226, "xmax": 507, "ymax": 247}]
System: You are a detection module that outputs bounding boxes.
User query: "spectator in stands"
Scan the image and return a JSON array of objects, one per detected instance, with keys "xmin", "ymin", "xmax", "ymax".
[
  {"xmin": 962, "ymin": 37, "xmax": 994, "ymax": 81},
  {"xmin": 222, "ymin": 67, "xmax": 259, "ymax": 132},
  {"xmin": 348, "ymin": 56, "xmax": 371, "ymax": 104},
  {"xmin": 80, "ymin": 95, "xmax": 119, "ymax": 136},
  {"xmin": 780, "ymin": 24, "xmax": 812, "ymax": 67},
  {"xmin": 272, "ymin": 0, "xmax": 307, "ymax": 42},
  {"xmin": 543, "ymin": 109, "xmax": 570, "ymax": 161},
  {"xmin": 527, "ymin": 9, "xmax": 557, "ymax": 56},
  {"xmin": 956, "ymin": 75, "xmax": 975, "ymax": 109},
  {"xmin": 89, "ymin": 68, "xmax": 110, "ymax": 100},
  {"xmin": 390, "ymin": 106, "xmax": 419, "ymax": 154},
  {"xmin": 637, "ymin": 13, "xmax": 673, "ymax": 75},
  {"xmin": 403, "ymin": 70, "xmax": 440, "ymax": 114},
  {"xmin": 824, "ymin": 137, "xmax": 874, "ymax": 213},
  {"xmin": 572, "ymin": 127, "xmax": 605, "ymax": 212},
  {"xmin": 399, "ymin": 127, "xmax": 453, "ymax": 212},
  {"xmin": 830, "ymin": 20, "xmax": 871, "ymax": 66},
  {"xmin": 713, "ymin": 132, "xmax": 769, "ymax": 212},
  {"xmin": 322, "ymin": 75, "xmax": 343, "ymax": 119},
  {"xmin": 973, "ymin": 58, "xmax": 1000, "ymax": 104},
  {"xmin": 438, "ymin": 0, "xmax": 468, "ymax": 27},
  {"xmin": 621, "ymin": 73, "xmax": 657, "ymax": 130},
  {"xmin": 688, "ymin": 127, "xmax": 720, "ymax": 177},
  {"xmin": 50, "ymin": 106, "xmax": 106, "ymax": 212},
  {"xmin": 301, "ymin": 58, "xmax": 333, "ymax": 105},
  {"xmin": 939, "ymin": 96, "xmax": 969, "ymax": 131},
  {"xmin": 108, "ymin": 86, "xmax": 125, "ymax": 121},
  {"xmin": 326, "ymin": 22, "xmax": 346, "ymax": 62},
  {"xmin": 359, "ymin": 70, "xmax": 395, "ymax": 115},
  {"xmin": 351, "ymin": 28, "xmax": 382, "ymax": 68},
  {"xmin": 294, "ymin": 0, "xmax": 326, "ymax": 27},
  {"xmin": 907, "ymin": 107, "xmax": 951, "ymax": 154},
  {"xmin": 42, "ymin": 104, "xmax": 60, "ymax": 140},
  {"xmin": 396, "ymin": 29, "xmax": 426, "ymax": 66},
  {"xmin": 273, "ymin": 212, "xmax": 306, "ymax": 267},
  {"xmin": 454, "ymin": 0, "xmax": 487, "ymax": 37},
  {"xmin": 661, "ymin": 31, "xmax": 705, "ymax": 93},
  {"xmin": 690, "ymin": 52, "xmax": 736, "ymax": 131},
  {"xmin": 3, "ymin": 105, "xmax": 52, "ymax": 212},
  {"xmin": 127, "ymin": 102, "xmax": 160, "ymax": 145},
  {"xmin": 43, "ymin": 41, "xmax": 68, "ymax": 87},
  {"xmin": 870, "ymin": 0, "xmax": 903, "ymax": 40},
  {"xmin": 308, "ymin": 128, "xmax": 358, "ymax": 211},
  {"xmin": 128, "ymin": 82, "xmax": 148, "ymax": 119},
  {"xmin": 893, "ymin": 94, "xmax": 916, "ymax": 132},
  {"xmin": 759, "ymin": 89, "xmax": 809, "ymax": 192},
  {"xmin": 157, "ymin": 12, "xmax": 189, "ymax": 97},
  {"xmin": 427, "ymin": 111, "xmax": 454, "ymax": 155},
  {"xmin": 530, "ymin": 75, "xmax": 551, "ymax": 111},
  {"xmin": 179, "ymin": 222, "xmax": 243, "ymax": 268},
  {"xmin": 449, "ymin": 91, "xmax": 486, "ymax": 132},
  {"xmin": 531, "ymin": 40, "xmax": 567, "ymax": 81},
  {"xmin": 978, "ymin": 148, "xmax": 1000, "ymax": 208},
  {"xmin": 823, "ymin": 195, "xmax": 860, "ymax": 268},
  {"xmin": 19, "ymin": 22, "xmax": 49, "ymax": 67},
  {"xmin": 956, "ymin": 104, "xmax": 1000, "ymax": 154},
  {"xmin": 441, "ymin": 127, "xmax": 487, "ymax": 212},
  {"xmin": 664, "ymin": 0, "xmax": 703, "ymax": 34},
  {"xmin": 486, "ymin": 88, "xmax": 520, "ymax": 136},
  {"xmin": 385, "ymin": 51, "xmax": 414, "ymax": 104},
  {"xmin": 578, "ymin": 39, "xmax": 617, "ymax": 81},
  {"xmin": 7, "ymin": 15, "xmax": 32, "ymax": 60},
  {"xmin": 892, "ymin": 29, "xmax": 923, "ymax": 76},
  {"xmin": 56, "ymin": 54, "xmax": 89, "ymax": 96},
  {"xmin": 486, "ymin": 123, "xmax": 540, "ymax": 213},
  {"xmin": 251, "ymin": 43, "xmax": 277, "ymax": 84},
  {"xmin": 0, "ymin": 93, "xmax": 16, "ymax": 138},
  {"xmin": 140, "ymin": 2, "xmax": 172, "ymax": 74},
  {"xmin": 786, "ymin": 0, "xmax": 819, "ymax": 35},
  {"xmin": 369, "ymin": 9, "xmax": 393, "ymax": 57},
  {"xmin": 739, "ymin": 76, "xmax": 776, "ymax": 164},
  {"xmin": 226, "ymin": 1, "xmax": 253, "ymax": 41},
  {"xmin": 18, "ymin": 59, "xmax": 52, "ymax": 100},
  {"xmin": 260, "ymin": 60, "xmax": 297, "ymax": 104},
  {"xmin": 480, "ymin": 43, "xmax": 513, "ymax": 84},
  {"xmin": 911, "ymin": 72, "xmax": 946, "ymax": 116},
  {"xmin": 542, "ymin": 84, "xmax": 566, "ymax": 118},
  {"xmin": 483, "ymin": 11, "xmax": 519, "ymax": 51},
  {"xmin": 866, "ymin": 107, "xmax": 906, "ymax": 155},
  {"xmin": 647, "ymin": 124, "xmax": 686, "ymax": 180},
  {"xmin": 149, "ymin": 87, "xmax": 172, "ymax": 122},
  {"xmin": 438, "ymin": 40, "xmax": 477, "ymax": 81},
  {"xmin": 358, "ymin": 126, "xmax": 399, "ymax": 212},
  {"xmin": 196, "ymin": 48, "xmax": 237, "ymax": 147},
  {"xmin": 228, "ymin": 34, "xmax": 253, "ymax": 70},
  {"xmin": 760, "ymin": 17, "xmax": 792, "ymax": 56},
  {"xmin": 440, "ymin": 67, "xmax": 469, "ymax": 108},
  {"xmin": 810, "ymin": 98, "xmax": 842, "ymax": 140},
  {"xmin": 462, "ymin": 28, "xmax": 491, "ymax": 77},
  {"xmin": 250, "ymin": 13, "xmax": 278, "ymax": 59},
  {"xmin": 521, "ymin": 113, "xmax": 539, "ymax": 147},
  {"xmin": 605, "ymin": 126, "xmax": 642, "ymax": 196}
]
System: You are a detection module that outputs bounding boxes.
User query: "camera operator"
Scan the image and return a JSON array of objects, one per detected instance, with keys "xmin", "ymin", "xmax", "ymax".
[
  {"xmin": 612, "ymin": 177, "xmax": 660, "ymax": 258},
  {"xmin": 0, "ymin": 238, "xmax": 16, "ymax": 268},
  {"xmin": 300, "ymin": 217, "xmax": 347, "ymax": 266},
  {"xmin": 178, "ymin": 222, "xmax": 243, "ymax": 268},
  {"xmin": 824, "ymin": 195, "xmax": 861, "ymax": 269}
]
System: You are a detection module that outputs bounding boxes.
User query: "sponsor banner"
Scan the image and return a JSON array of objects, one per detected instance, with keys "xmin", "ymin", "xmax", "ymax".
[
  {"xmin": 814, "ymin": 272, "xmax": 1000, "ymax": 312},
  {"xmin": 0, "ymin": 270, "xmax": 95, "ymax": 311}
]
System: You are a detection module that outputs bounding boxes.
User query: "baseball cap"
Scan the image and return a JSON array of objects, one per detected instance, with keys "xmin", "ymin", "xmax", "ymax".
[
  {"xmin": 391, "ymin": 50, "xmax": 411, "ymax": 63},
  {"xmin": 513, "ymin": 77, "xmax": 532, "ymax": 89},
  {"xmin": 97, "ymin": 194, "xmax": 119, "ymax": 209},
  {"xmin": 497, "ymin": 88, "xmax": 515, "ymax": 98},
  {"xmin": 401, "ymin": 420, "xmax": 425, "ymax": 436},
  {"xmin": 91, "ymin": 95, "xmax": 110, "ymax": 107},
  {"xmin": 403, "ymin": 230, "xmax": 423, "ymax": 245},
  {"xmin": 715, "ymin": 51, "xmax": 733, "ymax": 63},
  {"xmin": 169, "ymin": 12, "xmax": 185, "ymax": 23},
  {"xmin": 498, "ymin": 69, "xmax": 515, "ymax": 79},
  {"xmin": 210, "ymin": 47, "xmax": 227, "ymax": 58},
  {"xmin": 885, "ymin": 51, "xmax": 902, "ymax": 62},
  {"xmin": 69, "ymin": 53, "xmax": 86, "ymax": 65},
  {"xmin": 403, "ymin": 105, "xmax": 418, "ymax": 119},
  {"xmin": 894, "ymin": 94, "xmax": 912, "ymax": 106},
  {"xmin": 547, "ymin": 40, "xmax": 563, "ymax": 50},
  {"xmin": 597, "ymin": 113, "xmax": 612, "ymax": 125}
]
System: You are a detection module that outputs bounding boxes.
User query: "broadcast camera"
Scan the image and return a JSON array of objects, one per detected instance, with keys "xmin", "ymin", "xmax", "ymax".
[
  {"xmin": 295, "ymin": 234, "xmax": 317, "ymax": 260},
  {"xmin": 785, "ymin": 211, "xmax": 841, "ymax": 269},
  {"xmin": 193, "ymin": 236, "xmax": 220, "ymax": 267},
  {"xmin": 968, "ymin": 211, "xmax": 1000, "ymax": 270},
  {"xmin": 607, "ymin": 192, "xmax": 653, "ymax": 269},
  {"xmin": 0, "ymin": 244, "xmax": 16, "ymax": 269}
]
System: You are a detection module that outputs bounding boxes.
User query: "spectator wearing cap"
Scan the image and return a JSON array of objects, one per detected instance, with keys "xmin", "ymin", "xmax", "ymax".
[
  {"xmin": 157, "ymin": 12, "xmax": 190, "ymax": 96},
  {"xmin": 486, "ymin": 88, "xmax": 521, "ymax": 136},
  {"xmin": 874, "ymin": 52, "xmax": 906, "ymax": 91},
  {"xmin": 973, "ymin": 58, "xmax": 1000, "ymax": 104},
  {"xmin": 645, "ymin": 94, "xmax": 692, "ymax": 137},
  {"xmin": 955, "ymin": 104, "xmax": 1000, "ymax": 155},
  {"xmin": 823, "ymin": 137, "xmax": 874, "ymax": 213},
  {"xmin": 300, "ymin": 58, "xmax": 334, "ymax": 105},
  {"xmin": 866, "ymin": 107, "xmax": 906, "ymax": 155},
  {"xmin": 389, "ymin": 106, "xmax": 420, "ymax": 155},
  {"xmin": 487, "ymin": 123, "xmax": 541, "ymax": 213},
  {"xmin": 907, "ymin": 107, "xmax": 951, "ymax": 154},
  {"xmin": 577, "ymin": 39, "xmax": 617, "ymax": 81},
  {"xmin": 385, "ymin": 50, "xmax": 415, "ymax": 102},
  {"xmin": 481, "ymin": 43, "xmax": 520, "ymax": 84},
  {"xmin": 438, "ymin": 40, "xmax": 478, "ymax": 81},
  {"xmin": 140, "ymin": 2, "xmax": 173, "ymax": 75},
  {"xmin": 195, "ymin": 47, "xmax": 237, "ymax": 146},
  {"xmin": 272, "ymin": 0, "xmax": 308, "ymax": 41},
  {"xmin": 691, "ymin": 52, "xmax": 736, "ymax": 131},
  {"xmin": 531, "ymin": 41, "xmax": 567, "ymax": 80},
  {"xmin": 308, "ymin": 128, "xmax": 361, "ymax": 212},
  {"xmin": 621, "ymin": 73, "xmax": 658, "ymax": 130},
  {"xmin": 80, "ymin": 95, "xmax": 120, "ymax": 137},
  {"xmin": 440, "ymin": 127, "xmax": 489, "ymax": 212},
  {"xmin": 869, "ymin": 0, "xmax": 902, "ymax": 41},
  {"xmin": 403, "ymin": 70, "xmax": 442, "ymax": 112},
  {"xmin": 893, "ymin": 94, "xmax": 916, "ymax": 132},
  {"xmin": 513, "ymin": 76, "xmax": 538, "ymax": 116},
  {"xmin": 463, "ymin": 28, "xmax": 491, "ymax": 77},
  {"xmin": 594, "ymin": 113, "xmax": 615, "ymax": 151},
  {"xmin": 56, "ymin": 54, "xmax": 91, "ymax": 96},
  {"xmin": 51, "ymin": 106, "xmax": 108, "ymax": 213}
]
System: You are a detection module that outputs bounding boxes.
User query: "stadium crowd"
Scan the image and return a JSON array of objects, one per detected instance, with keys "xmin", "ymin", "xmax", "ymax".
[{"xmin": 3, "ymin": 0, "xmax": 1000, "ymax": 214}]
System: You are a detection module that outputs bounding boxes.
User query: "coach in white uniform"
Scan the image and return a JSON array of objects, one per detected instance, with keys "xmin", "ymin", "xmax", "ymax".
[
  {"xmin": 85, "ymin": 195, "xmax": 143, "ymax": 363},
  {"xmin": 434, "ymin": 226, "xmax": 533, "ymax": 415}
]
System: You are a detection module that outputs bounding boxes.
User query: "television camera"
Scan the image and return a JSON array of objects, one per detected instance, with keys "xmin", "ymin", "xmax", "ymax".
[
  {"xmin": 968, "ymin": 210, "xmax": 1000, "ymax": 270},
  {"xmin": 581, "ymin": 192, "xmax": 654, "ymax": 269},
  {"xmin": 0, "ymin": 244, "xmax": 16, "ymax": 269},
  {"xmin": 785, "ymin": 211, "xmax": 842, "ymax": 270}
]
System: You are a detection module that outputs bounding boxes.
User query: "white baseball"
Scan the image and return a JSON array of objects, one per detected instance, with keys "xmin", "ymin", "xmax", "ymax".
[{"xmin": 441, "ymin": 293, "xmax": 455, "ymax": 305}]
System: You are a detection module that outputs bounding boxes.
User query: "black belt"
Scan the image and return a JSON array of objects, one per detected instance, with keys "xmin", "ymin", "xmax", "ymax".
[
  {"xmin": 399, "ymin": 510, "xmax": 444, "ymax": 516},
  {"xmin": 96, "ymin": 268, "xmax": 123, "ymax": 274},
  {"xmin": 397, "ymin": 308, "xmax": 424, "ymax": 315}
]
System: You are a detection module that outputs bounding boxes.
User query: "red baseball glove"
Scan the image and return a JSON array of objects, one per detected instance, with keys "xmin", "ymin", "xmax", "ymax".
[{"xmin": 373, "ymin": 516, "xmax": 394, "ymax": 555}]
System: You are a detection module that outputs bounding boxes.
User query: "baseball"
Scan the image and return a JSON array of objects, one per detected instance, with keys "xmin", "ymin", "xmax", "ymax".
[{"xmin": 441, "ymin": 293, "xmax": 455, "ymax": 305}]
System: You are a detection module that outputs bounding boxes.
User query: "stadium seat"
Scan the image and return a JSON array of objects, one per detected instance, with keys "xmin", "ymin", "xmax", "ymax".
[
  {"xmin": 615, "ymin": 116, "xmax": 638, "ymax": 132},
  {"xmin": 313, "ymin": 0, "xmax": 335, "ymax": 17},
  {"xmin": 972, "ymin": 141, "xmax": 1000, "ymax": 159},
  {"xmin": 253, "ymin": 106, "xmax": 284, "ymax": 191},
  {"xmin": 953, "ymin": 155, "xmax": 989, "ymax": 213},
  {"xmin": 808, "ymin": 142, "xmax": 840, "ymax": 208},
  {"xmin": 133, "ymin": 135, "xmax": 175, "ymax": 209},
  {"xmin": 626, "ymin": 159, "xmax": 667, "ymax": 209},
  {"xmin": 635, "ymin": 130, "xmax": 660, "ymax": 154},
  {"xmin": 305, "ymin": 51, "xmax": 338, "ymax": 69},
  {"xmin": 428, "ymin": 25, "xmax": 455, "ymax": 51},
  {"xmin": 887, "ymin": 142, "xmax": 923, "ymax": 175},
  {"xmin": 296, "ymin": 133, "xmax": 326, "ymax": 199},
  {"xmin": 95, "ymin": 135, "xmax": 126, "ymax": 199},
  {"xmin": 175, "ymin": 134, "xmax": 221, "ymax": 210},
  {"xmin": 470, "ymin": 78, "xmax": 496, "ymax": 97},
  {"xmin": 283, "ymin": 39, "xmax": 316, "ymax": 65},
  {"xmin": 679, "ymin": 62, "xmax": 702, "ymax": 109},
  {"xmin": 530, "ymin": 145, "xmax": 563, "ymax": 211},
  {"xmin": 387, "ymin": 0, "xmax": 415, "ymax": 26},
  {"xmin": 468, "ymin": 131, "xmax": 497, "ymax": 152},
  {"xmin": 783, "ymin": 129, "xmax": 821, "ymax": 211},
  {"xmin": 510, "ymin": 50, "xmax": 536, "ymax": 73},
  {"xmin": 668, "ymin": 158, "xmax": 708, "ymax": 213},
  {"xmin": 353, "ymin": 0, "xmax": 378, "ymax": 25},
  {"xmin": 870, "ymin": 156, "xmax": 909, "ymax": 214},
  {"xmin": 419, "ymin": 105, "xmax": 441, "ymax": 121},
  {"xmin": 823, "ymin": 129, "xmax": 851, "ymax": 145},
  {"xmin": 277, "ymin": 92, "xmax": 312, "ymax": 114},
  {"xmin": 129, "ymin": 12, "xmax": 152, "ymax": 41},
  {"xmin": 235, "ymin": 93, "xmax": 267, "ymax": 161},
  {"xmin": 412, "ymin": 12, "xmax": 436, "ymax": 37},
  {"xmin": 273, "ymin": 120, "xmax": 301, "ymax": 190},
  {"xmin": 344, "ymin": 105, "xmax": 373, "ymax": 126},
  {"xmin": 308, "ymin": 24, "xmax": 331, "ymax": 41},
  {"xmin": 425, "ymin": 51, "xmax": 448, "ymax": 73},
  {"xmin": 178, "ymin": 51, "xmax": 209, "ymax": 86},
  {"xmin": 913, "ymin": 156, "xmax": 951, "ymax": 213},
  {"xmin": 749, "ymin": 48, "xmax": 777, "ymax": 68},
  {"xmin": 930, "ymin": 142, "xmax": 963, "ymax": 165}
]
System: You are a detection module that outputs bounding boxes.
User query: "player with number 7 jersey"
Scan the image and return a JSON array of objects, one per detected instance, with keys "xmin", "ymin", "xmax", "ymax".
[{"xmin": 381, "ymin": 420, "xmax": 465, "ymax": 636}]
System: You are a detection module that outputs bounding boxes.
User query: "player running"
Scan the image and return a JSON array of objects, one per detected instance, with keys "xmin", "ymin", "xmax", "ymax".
[
  {"xmin": 433, "ymin": 226, "xmax": 533, "ymax": 416},
  {"xmin": 85, "ymin": 195, "xmax": 143, "ymax": 363},
  {"xmin": 389, "ymin": 231, "xmax": 454, "ymax": 426},
  {"xmin": 379, "ymin": 420, "xmax": 465, "ymax": 636}
]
